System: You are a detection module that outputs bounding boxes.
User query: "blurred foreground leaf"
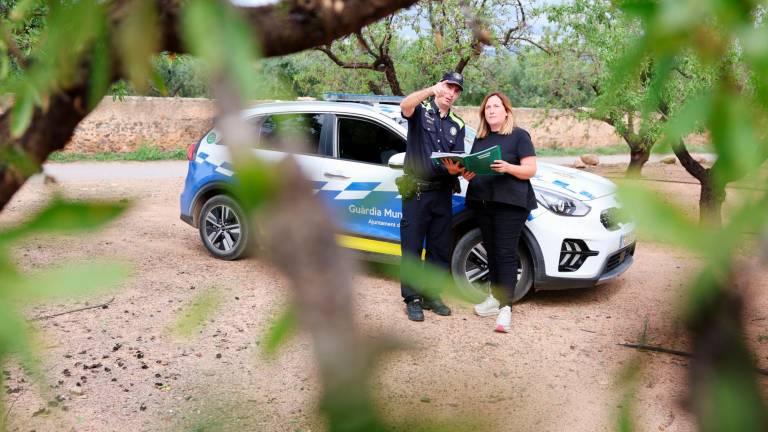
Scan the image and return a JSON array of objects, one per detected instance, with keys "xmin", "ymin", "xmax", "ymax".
[
  {"xmin": 181, "ymin": 0, "xmax": 260, "ymax": 100},
  {"xmin": 393, "ymin": 256, "xmax": 485, "ymax": 304},
  {"xmin": 262, "ymin": 305, "xmax": 297, "ymax": 357},
  {"xmin": 117, "ymin": 0, "xmax": 160, "ymax": 93},
  {"xmin": 171, "ymin": 289, "xmax": 222, "ymax": 337},
  {"xmin": 616, "ymin": 183, "xmax": 709, "ymax": 250},
  {"xmin": 0, "ymin": 197, "xmax": 131, "ymax": 428},
  {"xmin": 0, "ymin": 197, "xmax": 129, "ymax": 245},
  {"xmin": 3, "ymin": 261, "xmax": 129, "ymax": 300}
]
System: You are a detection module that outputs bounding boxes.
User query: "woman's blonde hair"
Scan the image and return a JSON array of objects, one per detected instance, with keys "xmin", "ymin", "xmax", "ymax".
[{"xmin": 476, "ymin": 92, "xmax": 515, "ymax": 139}]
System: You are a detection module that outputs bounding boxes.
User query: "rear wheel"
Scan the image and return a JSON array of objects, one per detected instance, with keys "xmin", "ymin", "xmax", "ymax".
[
  {"xmin": 198, "ymin": 195, "xmax": 249, "ymax": 260},
  {"xmin": 451, "ymin": 228, "xmax": 533, "ymax": 303}
]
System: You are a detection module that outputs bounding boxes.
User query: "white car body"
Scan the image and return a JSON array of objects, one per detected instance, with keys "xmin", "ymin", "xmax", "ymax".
[{"xmin": 180, "ymin": 100, "xmax": 636, "ymax": 299}]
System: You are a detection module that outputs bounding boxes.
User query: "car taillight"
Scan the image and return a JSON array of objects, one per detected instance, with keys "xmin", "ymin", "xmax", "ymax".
[{"xmin": 187, "ymin": 142, "xmax": 197, "ymax": 161}]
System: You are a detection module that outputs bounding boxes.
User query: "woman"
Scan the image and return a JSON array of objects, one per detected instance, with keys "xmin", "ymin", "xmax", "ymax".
[{"xmin": 462, "ymin": 92, "xmax": 537, "ymax": 333}]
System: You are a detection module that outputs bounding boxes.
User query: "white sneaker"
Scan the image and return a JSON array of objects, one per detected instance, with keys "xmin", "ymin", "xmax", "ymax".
[
  {"xmin": 494, "ymin": 306, "xmax": 511, "ymax": 333},
  {"xmin": 474, "ymin": 295, "xmax": 500, "ymax": 317}
]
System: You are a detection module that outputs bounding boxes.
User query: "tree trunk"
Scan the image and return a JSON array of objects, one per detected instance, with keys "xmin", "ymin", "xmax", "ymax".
[
  {"xmin": 367, "ymin": 80, "xmax": 383, "ymax": 95},
  {"xmin": 687, "ymin": 270, "xmax": 768, "ymax": 428},
  {"xmin": 701, "ymin": 162, "xmax": 726, "ymax": 228},
  {"xmin": 0, "ymin": 84, "xmax": 90, "ymax": 211},
  {"xmin": 626, "ymin": 147, "xmax": 650, "ymax": 178},
  {"xmin": 671, "ymin": 139, "xmax": 723, "ymax": 227},
  {"xmin": 382, "ymin": 57, "xmax": 403, "ymax": 96}
]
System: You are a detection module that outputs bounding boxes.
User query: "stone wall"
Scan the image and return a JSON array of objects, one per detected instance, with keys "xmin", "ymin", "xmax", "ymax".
[
  {"xmin": 452, "ymin": 106, "xmax": 626, "ymax": 148},
  {"xmin": 65, "ymin": 96, "xmax": 703, "ymax": 153},
  {"xmin": 66, "ymin": 97, "xmax": 217, "ymax": 153}
]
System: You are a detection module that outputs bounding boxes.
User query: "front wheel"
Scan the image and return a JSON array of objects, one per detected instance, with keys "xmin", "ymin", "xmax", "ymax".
[
  {"xmin": 451, "ymin": 228, "xmax": 533, "ymax": 303},
  {"xmin": 198, "ymin": 195, "xmax": 249, "ymax": 260}
]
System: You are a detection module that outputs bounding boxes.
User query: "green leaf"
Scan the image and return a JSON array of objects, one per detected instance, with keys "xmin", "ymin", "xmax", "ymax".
[
  {"xmin": 231, "ymin": 156, "xmax": 280, "ymax": 212},
  {"xmin": 88, "ymin": 20, "xmax": 112, "ymax": 110},
  {"xmin": 698, "ymin": 367, "xmax": 768, "ymax": 430},
  {"xmin": 150, "ymin": 69, "xmax": 169, "ymax": 97},
  {"xmin": 661, "ymin": 92, "xmax": 712, "ymax": 148},
  {"xmin": 181, "ymin": 0, "xmax": 262, "ymax": 99},
  {"xmin": 10, "ymin": 83, "xmax": 35, "ymax": 137},
  {"xmin": 393, "ymin": 255, "xmax": 485, "ymax": 304},
  {"xmin": 171, "ymin": 289, "xmax": 222, "ymax": 337},
  {"xmin": 0, "ymin": 302, "xmax": 31, "ymax": 357},
  {"xmin": 9, "ymin": 0, "xmax": 41, "ymax": 23},
  {"xmin": 0, "ymin": 54, "xmax": 9, "ymax": 81},
  {"xmin": 708, "ymin": 92, "xmax": 767, "ymax": 185},
  {"xmin": 0, "ymin": 198, "xmax": 129, "ymax": 245},
  {"xmin": 117, "ymin": 0, "xmax": 160, "ymax": 93},
  {"xmin": 262, "ymin": 306, "xmax": 297, "ymax": 357},
  {"xmin": 617, "ymin": 0, "xmax": 658, "ymax": 21},
  {"xmin": 4, "ymin": 261, "xmax": 129, "ymax": 300},
  {"xmin": 640, "ymin": 54, "xmax": 674, "ymax": 126},
  {"xmin": 616, "ymin": 183, "xmax": 710, "ymax": 251},
  {"xmin": 27, "ymin": 0, "xmax": 104, "ymax": 93}
]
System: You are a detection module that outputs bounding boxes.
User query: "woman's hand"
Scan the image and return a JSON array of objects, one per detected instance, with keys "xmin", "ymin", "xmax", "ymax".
[
  {"xmin": 441, "ymin": 158, "xmax": 464, "ymax": 175},
  {"xmin": 462, "ymin": 170, "xmax": 476, "ymax": 181},
  {"xmin": 490, "ymin": 160, "xmax": 511, "ymax": 174},
  {"xmin": 490, "ymin": 157, "xmax": 538, "ymax": 179}
]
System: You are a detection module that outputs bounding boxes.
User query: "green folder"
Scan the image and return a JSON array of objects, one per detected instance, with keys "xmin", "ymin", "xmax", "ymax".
[{"xmin": 431, "ymin": 145, "xmax": 502, "ymax": 175}]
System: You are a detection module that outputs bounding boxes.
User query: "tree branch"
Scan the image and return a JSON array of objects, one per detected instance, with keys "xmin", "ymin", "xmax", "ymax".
[
  {"xmin": 355, "ymin": 32, "xmax": 377, "ymax": 58},
  {"xmin": 0, "ymin": 0, "xmax": 420, "ymax": 211},
  {"xmin": 155, "ymin": 0, "xmax": 419, "ymax": 58},
  {"xmin": 316, "ymin": 45, "xmax": 377, "ymax": 69}
]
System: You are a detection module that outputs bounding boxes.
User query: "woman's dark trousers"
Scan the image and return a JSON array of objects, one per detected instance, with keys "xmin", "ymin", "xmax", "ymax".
[{"xmin": 475, "ymin": 202, "xmax": 530, "ymax": 307}]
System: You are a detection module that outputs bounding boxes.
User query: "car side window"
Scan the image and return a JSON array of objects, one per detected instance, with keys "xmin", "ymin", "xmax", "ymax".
[
  {"xmin": 256, "ymin": 113, "xmax": 324, "ymax": 154},
  {"xmin": 337, "ymin": 117, "xmax": 405, "ymax": 164}
]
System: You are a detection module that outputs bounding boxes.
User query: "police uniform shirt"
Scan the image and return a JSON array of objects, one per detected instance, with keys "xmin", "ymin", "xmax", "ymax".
[
  {"xmin": 402, "ymin": 100, "xmax": 466, "ymax": 181},
  {"xmin": 466, "ymin": 127, "xmax": 538, "ymax": 211}
]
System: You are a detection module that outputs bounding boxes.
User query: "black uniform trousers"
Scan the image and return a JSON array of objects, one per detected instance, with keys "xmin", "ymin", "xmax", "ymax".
[
  {"xmin": 400, "ymin": 187, "xmax": 453, "ymax": 302},
  {"xmin": 474, "ymin": 201, "xmax": 530, "ymax": 307}
]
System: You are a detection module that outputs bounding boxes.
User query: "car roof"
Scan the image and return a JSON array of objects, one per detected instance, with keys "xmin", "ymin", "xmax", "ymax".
[{"xmin": 241, "ymin": 100, "xmax": 400, "ymax": 119}]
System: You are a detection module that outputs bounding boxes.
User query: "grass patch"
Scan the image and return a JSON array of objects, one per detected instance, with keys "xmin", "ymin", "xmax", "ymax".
[
  {"xmin": 49, "ymin": 143, "xmax": 186, "ymax": 163},
  {"xmin": 537, "ymin": 143, "xmax": 713, "ymax": 157}
]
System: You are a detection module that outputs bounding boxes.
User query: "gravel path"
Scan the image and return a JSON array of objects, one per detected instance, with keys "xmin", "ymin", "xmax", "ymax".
[{"xmin": 1, "ymin": 162, "xmax": 765, "ymax": 432}]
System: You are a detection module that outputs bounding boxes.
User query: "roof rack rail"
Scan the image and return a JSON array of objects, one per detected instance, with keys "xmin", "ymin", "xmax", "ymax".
[{"xmin": 323, "ymin": 92, "xmax": 404, "ymax": 105}]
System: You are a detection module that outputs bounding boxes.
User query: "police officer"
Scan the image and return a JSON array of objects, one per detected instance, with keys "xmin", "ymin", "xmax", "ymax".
[{"xmin": 399, "ymin": 72, "xmax": 466, "ymax": 322}]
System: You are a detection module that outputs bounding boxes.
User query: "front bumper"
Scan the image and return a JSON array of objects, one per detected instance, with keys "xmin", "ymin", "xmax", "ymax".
[{"xmin": 534, "ymin": 242, "xmax": 636, "ymax": 291}]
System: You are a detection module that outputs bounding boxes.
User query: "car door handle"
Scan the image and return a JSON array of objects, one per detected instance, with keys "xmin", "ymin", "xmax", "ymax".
[{"xmin": 324, "ymin": 171, "xmax": 350, "ymax": 179}]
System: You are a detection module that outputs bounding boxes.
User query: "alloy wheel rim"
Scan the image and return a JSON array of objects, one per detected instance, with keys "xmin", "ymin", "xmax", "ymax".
[
  {"xmin": 203, "ymin": 205, "xmax": 242, "ymax": 252},
  {"xmin": 464, "ymin": 241, "xmax": 524, "ymax": 288}
]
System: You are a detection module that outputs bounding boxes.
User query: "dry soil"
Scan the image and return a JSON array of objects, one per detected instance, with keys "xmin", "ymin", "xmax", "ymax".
[{"xmin": 0, "ymin": 162, "xmax": 766, "ymax": 432}]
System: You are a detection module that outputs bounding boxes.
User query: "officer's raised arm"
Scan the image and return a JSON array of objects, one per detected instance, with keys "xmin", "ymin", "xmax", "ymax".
[{"xmin": 400, "ymin": 82, "xmax": 445, "ymax": 118}]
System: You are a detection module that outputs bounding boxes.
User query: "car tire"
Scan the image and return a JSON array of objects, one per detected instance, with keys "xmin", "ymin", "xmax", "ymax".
[
  {"xmin": 451, "ymin": 227, "xmax": 533, "ymax": 303},
  {"xmin": 198, "ymin": 195, "xmax": 249, "ymax": 260}
]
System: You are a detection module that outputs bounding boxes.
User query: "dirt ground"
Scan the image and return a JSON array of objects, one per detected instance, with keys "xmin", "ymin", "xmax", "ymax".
[{"xmin": 1, "ymin": 162, "xmax": 766, "ymax": 432}]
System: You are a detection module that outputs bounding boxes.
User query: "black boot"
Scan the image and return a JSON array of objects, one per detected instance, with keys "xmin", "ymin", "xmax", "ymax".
[
  {"xmin": 406, "ymin": 298, "xmax": 425, "ymax": 322},
  {"xmin": 422, "ymin": 298, "xmax": 451, "ymax": 316}
]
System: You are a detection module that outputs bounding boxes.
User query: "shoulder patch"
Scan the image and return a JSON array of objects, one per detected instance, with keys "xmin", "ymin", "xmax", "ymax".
[{"xmin": 448, "ymin": 111, "xmax": 465, "ymax": 129}]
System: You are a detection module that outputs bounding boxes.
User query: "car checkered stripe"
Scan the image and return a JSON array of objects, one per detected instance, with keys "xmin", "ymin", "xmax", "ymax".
[
  {"xmin": 312, "ymin": 181, "xmax": 399, "ymax": 200},
  {"xmin": 195, "ymin": 152, "xmax": 235, "ymax": 176},
  {"xmin": 534, "ymin": 174, "xmax": 595, "ymax": 201}
]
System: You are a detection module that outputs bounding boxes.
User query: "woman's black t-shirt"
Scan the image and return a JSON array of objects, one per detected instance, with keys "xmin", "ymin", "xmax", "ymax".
[{"xmin": 466, "ymin": 128, "xmax": 538, "ymax": 211}]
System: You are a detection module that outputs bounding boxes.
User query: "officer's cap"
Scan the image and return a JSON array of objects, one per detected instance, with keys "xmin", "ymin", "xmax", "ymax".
[{"xmin": 441, "ymin": 71, "xmax": 464, "ymax": 91}]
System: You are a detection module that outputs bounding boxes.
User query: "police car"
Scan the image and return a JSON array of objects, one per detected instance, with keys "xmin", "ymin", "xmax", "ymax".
[{"xmin": 179, "ymin": 96, "xmax": 636, "ymax": 302}]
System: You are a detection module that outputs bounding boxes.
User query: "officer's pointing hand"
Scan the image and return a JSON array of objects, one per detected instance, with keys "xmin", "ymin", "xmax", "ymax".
[
  {"xmin": 432, "ymin": 81, "xmax": 448, "ymax": 99},
  {"xmin": 441, "ymin": 158, "xmax": 463, "ymax": 175}
]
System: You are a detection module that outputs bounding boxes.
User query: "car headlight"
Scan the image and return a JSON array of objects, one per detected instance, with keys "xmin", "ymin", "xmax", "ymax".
[{"xmin": 534, "ymin": 188, "xmax": 591, "ymax": 216}]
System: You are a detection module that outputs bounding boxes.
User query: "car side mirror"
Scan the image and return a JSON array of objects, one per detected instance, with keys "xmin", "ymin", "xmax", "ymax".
[{"xmin": 388, "ymin": 152, "xmax": 405, "ymax": 169}]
